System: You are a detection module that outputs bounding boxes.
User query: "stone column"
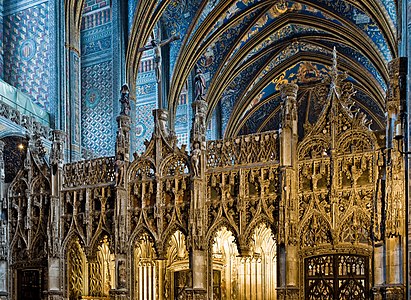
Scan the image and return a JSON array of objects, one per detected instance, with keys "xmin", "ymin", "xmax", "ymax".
[
  {"xmin": 155, "ymin": 259, "xmax": 166, "ymax": 300},
  {"xmin": 47, "ymin": 130, "xmax": 65, "ymax": 300},
  {"xmin": 372, "ymin": 242, "xmax": 385, "ymax": 300},
  {"xmin": 63, "ymin": 4, "xmax": 83, "ymax": 161},
  {"xmin": 277, "ymin": 83, "xmax": 299, "ymax": 300},
  {"xmin": 116, "ymin": 115, "xmax": 131, "ymax": 162},
  {"xmin": 0, "ymin": 141, "xmax": 7, "ymax": 300},
  {"xmin": 187, "ymin": 98, "xmax": 208, "ymax": 299},
  {"xmin": 383, "ymin": 58, "xmax": 407, "ymax": 299},
  {"xmin": 109, "ymin": 254, "xmax": 128, "ymax": 300}
]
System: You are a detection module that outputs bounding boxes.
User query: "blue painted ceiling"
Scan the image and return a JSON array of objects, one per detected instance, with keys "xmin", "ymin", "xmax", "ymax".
[{"xmin": 127, "ymin": 0, "xmax": 396, "ymax": 138}]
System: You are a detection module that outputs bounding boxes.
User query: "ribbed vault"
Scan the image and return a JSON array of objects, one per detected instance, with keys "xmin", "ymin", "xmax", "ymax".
[{"xmin": 126, "ymin": 0, "xmax": 396, "ymax": 138}]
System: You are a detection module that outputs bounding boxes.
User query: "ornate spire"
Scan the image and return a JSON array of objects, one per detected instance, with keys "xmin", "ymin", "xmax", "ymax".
[
  {"xmin": 330, "ymin": 47, "xmax": 340, "ymax": 98},
  {"xmin": 116, "ymin": 85, "xmax": 131, "ymax": 162}
]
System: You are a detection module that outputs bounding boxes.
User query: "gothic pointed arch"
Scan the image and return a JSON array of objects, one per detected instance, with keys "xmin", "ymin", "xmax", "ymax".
[
  {"xmin": 87, "ymin": 229, "xmax": 113, "ymax": 259},
  {"xmin": 206, "ymin": 220, "xmax": 240, "ymax": 252},
  {"xmin": 300, "ymin": 212, "xmax": 333, "ymax": 249},
  {"xmin": 241, "ymin": 215, "xmax": 277, "ymax": 252},
  {"xmin": 132, "ymin": 231, "xmax": 158, "ymax": 299},
  {"xmin": 160, "ymin": 224, "xmax": 188, "ymax": 258},
  {"xmin": 338, "ymin": 209, "xmax": 372, "ymax": 245},
  {"xmin": 129, "ymin": 225, "xmax": 158, "ymax": 258},
  {"xmin": 66, "ymin": 237, "xmax": 86, "ymax": 299}
]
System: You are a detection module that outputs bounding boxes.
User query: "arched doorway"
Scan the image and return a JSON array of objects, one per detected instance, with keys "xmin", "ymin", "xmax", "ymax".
[
  {"xmin": 305, "ymin": 254, "xmax": 369, "ymax": 300},
  {"xmin": 212, "ymin": 224, "xmax": 277, "ymax": 299},
  {"xmin": 133, "ymin": 233, "xmax": 156, "ymax": 300},
  {"xmin": 165, "ymin": 230, "xmax": 189, "ymax": 299},
  {"xmin": 66, "ymin": 236, "xmax": 114, "ymax": 299}
]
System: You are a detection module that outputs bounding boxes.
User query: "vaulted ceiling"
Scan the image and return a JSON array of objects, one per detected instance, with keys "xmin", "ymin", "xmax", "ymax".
[{"xmin": 127, "ymin": 0, "xmax": 397, "ymax": 138}]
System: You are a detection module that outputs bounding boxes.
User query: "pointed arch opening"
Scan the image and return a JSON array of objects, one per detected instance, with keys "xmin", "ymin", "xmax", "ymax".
[
  {"xmin": 133, "ymin": 232, "xmax": 157, "ymax": 300},
  {"xmin": 165, "ymin": 230, "xmax": 189, "ymax": 299},
  {"xmin": 211, "ymin": 224, "xmax": 277, "ymax": 300},
  {"xmin": 66, "ymin": 236, "xmax": 113, "ymax": 299}
]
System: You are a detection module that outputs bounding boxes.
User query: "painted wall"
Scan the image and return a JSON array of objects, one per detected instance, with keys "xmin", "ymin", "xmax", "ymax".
[
  {"xmin": 0, "ymin": 0, "xmax": 3, "ymax": 78},
  {"xmin": 135, "ymin": 54, "xmax": 157, "ymax": 154},
  {"xmin": 80, "ymin": 0, "xmax": 114, "ymax": 157},
  {"xmin": 3, "ymin": 0, "xmax": 50, "ymax": 112}
]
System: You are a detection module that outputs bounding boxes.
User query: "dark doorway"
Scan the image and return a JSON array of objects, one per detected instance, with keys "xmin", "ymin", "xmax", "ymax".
[
  {"xmin": 212, "ymin": 269, "xmax": 221, "ymax": 300},
  {"xmin": 174, "ymin": 270, "xmax": 190, "ymax": 299},
  {"xmin": 305, "ymin": 254, "xmax": 369, "ymax": 299},
  {"xmin": 17, "ymin": 269, "xmax": 41, "ymax": 300}
]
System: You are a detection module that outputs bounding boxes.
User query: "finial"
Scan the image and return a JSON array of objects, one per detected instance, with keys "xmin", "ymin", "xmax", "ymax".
[
  {"xmin": 331, "ymin": 47, "xmax": 338, "ymax": 83},
  {"xmin": 330, "ymin": 46, "xmax": 340, "ymax": 98},
  {"xmin": 332, "ymin": 46, "xmax": 337, "ymax": 71}
]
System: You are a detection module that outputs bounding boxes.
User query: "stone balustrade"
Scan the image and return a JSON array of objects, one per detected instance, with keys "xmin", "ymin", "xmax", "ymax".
[
  {"xmin": 62, "ymin": 157, "xmax": 116, "ymax": 188},
  {"xmin": 206, "ymin": 130, "xmax": 279, "ymax": 169}
]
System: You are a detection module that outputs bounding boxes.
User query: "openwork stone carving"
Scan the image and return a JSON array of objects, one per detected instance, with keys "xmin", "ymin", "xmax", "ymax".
[{"xmin": 207, "ymin": 131, "xmax": 279, "ymax": 168}]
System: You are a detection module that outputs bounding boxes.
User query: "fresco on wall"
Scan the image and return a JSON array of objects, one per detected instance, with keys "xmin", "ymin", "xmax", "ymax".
[
  {"xmin": 80, "ymin": 1, "xmax": 114, "ymax": 157},
  {"xmin": 0, "ymin": 2, "xmax": 3, "ymax": 78},
  {"xmin": 3, "ymin": 2, "xmax": 50, "ymax": 111}
]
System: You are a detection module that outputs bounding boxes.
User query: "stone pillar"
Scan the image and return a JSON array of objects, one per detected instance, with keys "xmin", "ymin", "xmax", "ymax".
[
  {"xmin": 63, "ymin": 4, "xmax": 84, "ymax": 162},
  {"xmin": 46, "ymin": 130, "xmax": 65, "ymax": 300},
  {"xmin": 188, "ymin": 98, "xmax": 208, "ymax": 299},
  {"xmin": 372, "ymin": 242, "xmax": 385, "ymax": 300},
  {"xmin": 277, "ymin": 83, "xmax": 299, "ymax": 300},
  {"xmin": 111, "ymin": 111, "xmax": 131, "ymax": 300},
  {"xmin": 0, "ymin": 141, "xmax": 7, "ymax": 300},
  {"xmin": 156, "ymin": 259, "xmax": 166, "ymax": 300},
  {"xmin": 279, "ymin": 84, "xmax": 298, "ymax": 167},
  {"xmin": 109, "ymin": 255, "xmax": 128, "ymax": 300},
  {"xmin": 383, "ymin": 58, "xmax": 407, "ymax": 299},
  {"xmin": 116, "ymin": 115, "xmax": 131, "ymax": 162}
]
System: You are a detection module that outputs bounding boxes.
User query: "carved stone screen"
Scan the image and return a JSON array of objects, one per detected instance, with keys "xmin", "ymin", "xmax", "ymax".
[{"xmin": 305, "ymin": 254, "xmax": 369, "ymax": 299}]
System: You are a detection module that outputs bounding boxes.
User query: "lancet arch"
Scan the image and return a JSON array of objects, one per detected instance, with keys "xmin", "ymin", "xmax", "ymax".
[
  {"xmin": 132, "ymin": 232, "xmax": 158, "ymax": 300},
  {"xmin": 164, "ymin": 230, "xmax": 190, "ymax": 299}
]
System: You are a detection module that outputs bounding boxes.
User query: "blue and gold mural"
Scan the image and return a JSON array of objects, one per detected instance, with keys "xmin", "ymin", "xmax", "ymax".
[
  {"xmin": 0, "ymin": 2, "xmax": 3, "ymax": 78},
  {"xmin": 3, "ymin": 0, "xmax": 50, "ymax": 111},
  {"xmin": 80, "ymin": 0, "xmax": 114, "ymax": 157},
  {"xmin": 124, "ymin": 0, "xmax": 393, "ymax": 141},
  {"xmin": 0, "ymin": 0, "xmax": 400, "ymax": 160}
]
